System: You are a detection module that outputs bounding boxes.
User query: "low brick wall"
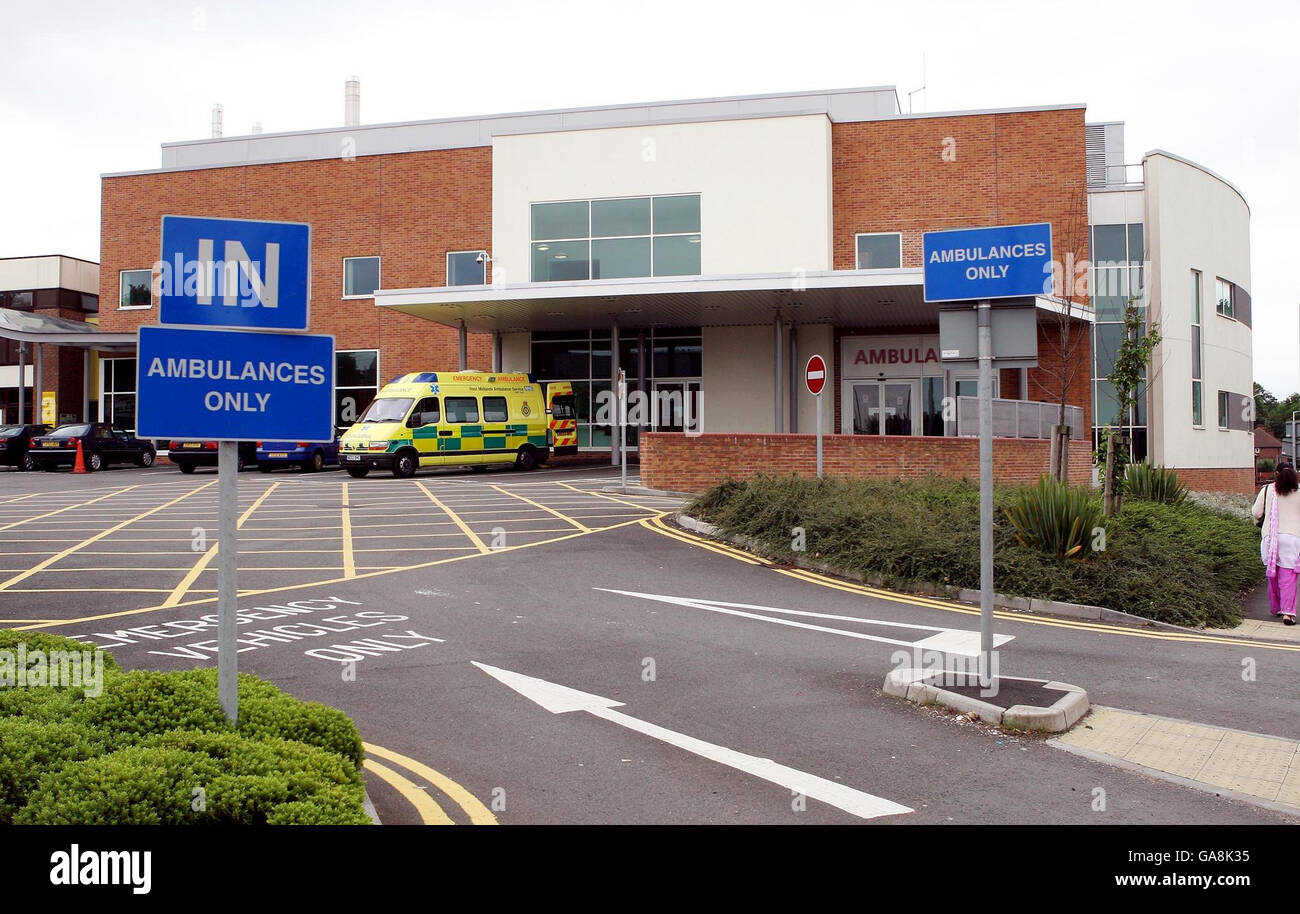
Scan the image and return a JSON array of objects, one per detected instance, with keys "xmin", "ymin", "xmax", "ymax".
[
  {"xmin": 639, "ymin": 433, "xmax": 1093, "ymax": 492},
  {"xmin": 1175, "ymin": 467, "xmax": 1255, "ymax": 497}
]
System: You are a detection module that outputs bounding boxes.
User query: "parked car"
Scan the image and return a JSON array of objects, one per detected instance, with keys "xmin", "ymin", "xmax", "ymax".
[
  {"xmin": 257, "ymin": 436, "xmax": 341, "ymax": 472},
  {"xmin": 28, "ymin": 422, "xmax": 156, "ymax": 472},
  {"xmin": 167, "ymin": 440, "xmax": 259, "ymax": 474},
  {"xmin": 0, "ymin": 423, "xmax": 52, "ymax": 471}
]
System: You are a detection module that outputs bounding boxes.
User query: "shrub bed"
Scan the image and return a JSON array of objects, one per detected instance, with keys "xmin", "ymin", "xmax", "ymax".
[
  {"xmin": 0, "ymin": 630, "xmax": 369, "ymax": 825},
  {"xmin": 688, "ymin": 475, "xmax": 1263, "ymax": 628}
]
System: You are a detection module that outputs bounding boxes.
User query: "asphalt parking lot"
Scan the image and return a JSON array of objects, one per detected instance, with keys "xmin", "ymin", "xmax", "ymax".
[
  {"xmin": 4, "ymin": 461, "xmax": 1298, "ymax": 827},
  {"xmin": 0, "ymin": 461, "xmax": 683, "ymax": 626}
]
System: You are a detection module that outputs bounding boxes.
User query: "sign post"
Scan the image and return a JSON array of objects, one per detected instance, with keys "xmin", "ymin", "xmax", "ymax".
[
  {"xmin": 618, "ymin": 368, "xmax": 628, "ymax": 492},
  {"xmin": 805, "ymin": 355, "xmax": 827, "ymax": 478},
  {"xmin": 140, "ymin": 215, "xmax": 328, "ymax": 724},
  {"xmin": 925, "ymin": 222, "xmax": 1049, "ymax": 689}
]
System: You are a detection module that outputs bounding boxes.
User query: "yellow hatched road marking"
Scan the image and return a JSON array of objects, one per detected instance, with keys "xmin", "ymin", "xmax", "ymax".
[
  {"xmin": 364, "ymin": 742, "xmax": 497, "ymax": 824},
  {"xmin": 362, "ymin": 758, "xmax": 453, "ymax": 825},
  {"xmin": 162, "ymin": 482, "xmax": 280, "ymax": 607},
  {"xmin": 0, "ymin": 484, "xmax": 143, "ymax": 533},
  {"xmin": 557, "ymin": 482, "xmax": 666, "ymax": 512},
  {"xmin": 11, "ymin": 516, "xmax": 649, "ymax": 631},
  {"xmin": 0, "ymin": 482, "xmax": 216, "ymax": 592},
  {"xmin": 490, "ymin": 485, "xmax": 590, "ymax": 534},
  {"xmin": 341, "ymin": 482, "xmax": 356, "ymax": 578},
  {"xmin": 0, "ymin": 492, "xmax": 44, "ymax": 506},
  {"xmin": 416, "ymin": 481, "xmax": 490, "ymax": 553}
]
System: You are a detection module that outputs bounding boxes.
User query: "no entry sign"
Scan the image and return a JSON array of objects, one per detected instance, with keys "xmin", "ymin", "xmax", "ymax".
[{"xmin": 805, "ymin": 354, "xmax": 827, "ymax": 396}]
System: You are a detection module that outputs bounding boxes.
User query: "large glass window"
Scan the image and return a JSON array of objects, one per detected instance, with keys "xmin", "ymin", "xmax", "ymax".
[
  {"xmin": 1091, "ymin": 222, "xmax": 1149, "ymax": 461},
  {"xmin": 343, "ymin": 257, "xmax": 381, "ymax": 298},
  {"xmin": 530, "ymin": 328, "xmax": 701, "ymax": 447},
  {"xmin": 531, "ymin": 195, "xmax": 701, "ymax": 282},
  {"xmin": 119, "ymin": 270, "xmax": 152, "ymax": 309},
  {"xmin": 101, "ymin": 357, "xmax": 137, "ymax": 432},
  {"xmin": 447, "ymin": 251, "xmax": 486, "ymax": 286},
  {"xmin": 855, "ymin": 233, "xmax": 903, "ymax": 270},
  {"xmin": 445, "ymin": 397, "xmax": 480, "ymax": 424},
  {"xmin": 336, "ymin": 350, "xmax": 378, "ymax": 427}
]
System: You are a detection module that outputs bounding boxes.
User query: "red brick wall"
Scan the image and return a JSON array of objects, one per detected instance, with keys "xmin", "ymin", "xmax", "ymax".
[
  {"xmin": 832, "ymin": 108, "xmax": 1088, "ymax": 277},
  {"xmin": 1175, "ymin": 467, "xmax": 1255, "ymax": 497},
  {"xmin": 98, "ymin": 148, "xmax": 494, "ymax": 375},
  {"xmin": 831, "ymin": 107, "xmax": 1091, "ymax": 435},
  {"xmin": 640, "ymin": 432, "xmax": 1093, "ymax": 493}
]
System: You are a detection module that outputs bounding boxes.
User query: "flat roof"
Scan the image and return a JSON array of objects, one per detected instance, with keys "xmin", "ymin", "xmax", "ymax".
[
  {"xmin": 103, "ymin": 86, "xmax": 1086, "ymax": 177},
  {"xmin": 375, "ymin": 270, "xmax": 1090, "ymax": 334}
]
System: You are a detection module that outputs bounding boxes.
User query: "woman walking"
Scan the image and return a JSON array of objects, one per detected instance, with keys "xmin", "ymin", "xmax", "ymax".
[{"xmin": 1254, "ymin": 462, "xmax": 1300, "ymax": 624}]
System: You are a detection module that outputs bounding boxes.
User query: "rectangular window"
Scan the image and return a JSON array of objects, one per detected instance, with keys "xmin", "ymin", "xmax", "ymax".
[
  {"xmin": 408, "ymin": 397, "xmax": 440, "ymax": 427},
  {"xmin": 101, "ymin": 357, "xmax": 137, "ymax": 433},
  {"xmin": 1218, "ymin": 390, "xmax": 1229, "ymax": 429},
  {"xmin": 531, "ymin": 195, "xmax": 700, "ymax": 281},
  {"xmin": 336, "ymin": 350, "xmax": 379, "ymax": 427},
  {"xmin": 1216, "ymin": 278, "xmax": 1234, "ymax": 318},
  {"xmin": 445, "ymin": 397, "xmax": 480, "ymax": 424},
  {"xmin": 343, "ymin": 257, "xmax": 381, "ymax": 298},
  {"xmin": 1190, "ymin": 270, "xmax": 1203, "ymax": 426},
  {"xmin": 482, "ymin": 396, "xmax": 509, "ymax": 423},
  {"xmin": 855, "ymin": 233, "xmax": 903, "ymax": 270},
  {"xmin": 119, "ymin": 270, "xmax": 152, "ymax": 309},
  {"xmin": 447, "ymin": 251, "xmax": 487, "ymax": 286},
  {"xmin": 1192, "ymin": 380, "xmax": 1203, "ymax": 426}
]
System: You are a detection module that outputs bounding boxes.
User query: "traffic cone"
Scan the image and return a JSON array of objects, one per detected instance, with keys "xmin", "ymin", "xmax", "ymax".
[{"xmin": 73, "ymin": 439, "xmax": 88, "ymax": 474}]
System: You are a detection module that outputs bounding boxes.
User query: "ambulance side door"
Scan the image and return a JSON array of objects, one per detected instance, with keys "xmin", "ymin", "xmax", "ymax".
[{"xmin": 407, "ymin": 396, "xmax": 442, "ymax": 465}]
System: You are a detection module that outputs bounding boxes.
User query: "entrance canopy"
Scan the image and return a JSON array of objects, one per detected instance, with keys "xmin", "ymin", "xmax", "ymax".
[
  {"xmin": 375, "ymin": 270, "xmax": 1090, "ymax": 334},
  {"xmin": 0, "ymin": 307, "xmax": 136, "ymax": 351}
]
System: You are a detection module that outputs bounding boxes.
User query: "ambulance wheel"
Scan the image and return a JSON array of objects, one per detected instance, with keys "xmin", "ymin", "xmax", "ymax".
[
  {"xmin": 391, "ymin": 450, "xmax": 418, "ymax": 479},
  {"xmin": 346, "ymin": 467, "xmax": 370, "ymax": 479},
  {"xmin": 515, "ymin": 446, "xmax": 538, "ymax": 471}
]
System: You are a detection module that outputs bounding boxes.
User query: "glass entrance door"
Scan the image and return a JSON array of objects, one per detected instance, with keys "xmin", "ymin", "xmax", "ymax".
[
  {"xmin": 847, "ymin": 380, "xmax": 918, "ymax": 436},
  {"xmin": 651, "ymin": 380, "xmax": 702, "ymax": 433}
]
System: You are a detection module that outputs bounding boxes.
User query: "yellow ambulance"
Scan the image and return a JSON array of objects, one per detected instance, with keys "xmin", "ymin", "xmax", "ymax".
[{"xmin": 339, "ymin": 372, "xmax": 576, "ymax": 478}]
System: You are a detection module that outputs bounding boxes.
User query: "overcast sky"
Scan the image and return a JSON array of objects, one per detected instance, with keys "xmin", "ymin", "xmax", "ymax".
[{"xmin": 3, "ymin": 0, "xmax": 1296, "ymax": 392}]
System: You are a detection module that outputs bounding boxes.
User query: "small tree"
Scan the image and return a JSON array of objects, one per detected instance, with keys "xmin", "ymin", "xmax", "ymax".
[{"xmin": 1102, "ymin": 303, "xmax": 1161, "ymax": 516}]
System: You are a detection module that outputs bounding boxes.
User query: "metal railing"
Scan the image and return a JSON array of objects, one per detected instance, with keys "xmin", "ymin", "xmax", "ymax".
[{"xmin": 955, "ymin": 397, "xmax": 1085, "ymax": 440}]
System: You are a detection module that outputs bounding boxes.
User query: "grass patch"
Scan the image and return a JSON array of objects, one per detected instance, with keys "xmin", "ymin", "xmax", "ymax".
[{"xmin": 688, "ymin": 475, "xmax": 1262, "ymax": 628}]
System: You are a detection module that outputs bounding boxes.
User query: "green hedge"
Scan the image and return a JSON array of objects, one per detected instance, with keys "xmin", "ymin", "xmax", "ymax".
[
  {"xmin": 0, "ymin": 633, "xmax": 369, "ymax": 825},
  {"xmin": 688, "ymin": 475, "xmax": 1263, "ymax": 628}
]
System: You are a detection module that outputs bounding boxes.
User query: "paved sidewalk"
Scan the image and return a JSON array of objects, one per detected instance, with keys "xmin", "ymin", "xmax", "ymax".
[
  {"xmin": 1053, "ymin": 707, "xmax": 1300, "ymax": 812},
  {"xmin": 1221, "ymin": 583, "xmax": 1300, "ymax": 642}
]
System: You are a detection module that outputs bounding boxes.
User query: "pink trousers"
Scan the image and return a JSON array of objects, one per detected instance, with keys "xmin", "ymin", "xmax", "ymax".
[{"xmin": 1269, "ymin": 566, "xmax": 1299, "ymax": 618}]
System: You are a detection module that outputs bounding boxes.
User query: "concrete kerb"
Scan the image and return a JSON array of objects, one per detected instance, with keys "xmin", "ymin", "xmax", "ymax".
[
  {"xmin": 673, "ymin": 513, "xmax": 1210, "ymax": 636},
  {"xmin": 363, "ymin": 790, "xmax": 381, "ymax": 825},
  {"xmin": 884, "ymin": 668, "xmax": 1090, "ymax": 733}
]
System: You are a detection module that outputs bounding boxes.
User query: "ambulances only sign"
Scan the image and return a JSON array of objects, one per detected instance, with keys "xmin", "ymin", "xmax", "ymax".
[
  {"xmin": 922, "ymin": 222, "xmax": 1053, "ymax": 303},
  {"xmin": 135, "ymin": 326, "xmax": 335, "ymax": 442}
]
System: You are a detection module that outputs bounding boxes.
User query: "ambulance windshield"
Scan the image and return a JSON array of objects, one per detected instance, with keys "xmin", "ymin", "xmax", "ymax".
[{"xmin": 357, "ymin": 397, "xmax": 414, "ymax": 424}]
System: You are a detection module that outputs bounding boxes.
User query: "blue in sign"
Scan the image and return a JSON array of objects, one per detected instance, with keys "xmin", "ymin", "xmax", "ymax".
[
  {"xmin": 136, "ymin": 326, "xmax": 335, "ymax": 442},
  {"xmin": 922, "ymin": 222, "xmax": 1053, "ymax": 303},
  {"xmin": 159, "ymin": 215, "xmax": 311, "ymax": 331}
]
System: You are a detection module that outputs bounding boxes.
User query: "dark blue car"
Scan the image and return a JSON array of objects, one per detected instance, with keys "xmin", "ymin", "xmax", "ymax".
[{"xmin": 256, "ymin": 436, "xmax": 340, "ymax": 473}]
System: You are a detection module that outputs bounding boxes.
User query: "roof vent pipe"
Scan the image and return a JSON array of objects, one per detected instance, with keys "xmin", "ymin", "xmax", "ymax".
[
  {"xmin": 344, "ymin": 76, "xmax": 360, "ymax": 127},
  {"xmin": 211, "ymin": 103, "xmax": 223, "ymax": 138}
]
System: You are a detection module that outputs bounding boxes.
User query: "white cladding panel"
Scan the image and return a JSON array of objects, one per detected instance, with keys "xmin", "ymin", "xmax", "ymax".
[
  {"xmin": 1144, "ymin": 152, "xmax": 1252, "ymax": 470},
  {"xmin": 491, "ymin": 115, "xmax": 833, "ymax": 283}
]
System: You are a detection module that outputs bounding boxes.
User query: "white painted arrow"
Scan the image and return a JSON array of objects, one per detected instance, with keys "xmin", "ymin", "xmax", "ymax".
[
  {"xmin": 595, "ymin": 588, "xmax": 1013, "ymax": 656},
  {"xmin": 472, "ymin": 661, "xmax": 912, "ymax": 821}
]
